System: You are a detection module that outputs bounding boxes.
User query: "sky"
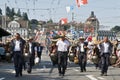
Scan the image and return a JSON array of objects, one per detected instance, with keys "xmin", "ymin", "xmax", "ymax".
[{"xmin": 0, "ymin": 0, "xmax": 120, "ymax": 28}]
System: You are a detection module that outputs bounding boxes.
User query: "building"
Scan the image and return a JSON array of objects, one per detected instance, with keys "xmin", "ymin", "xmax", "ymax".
[
  {"xmin": 7, "ymin": 20, "xmax": 28, "ymax": 39},
  {"xmin": 97, "ymin": 30, "xmax": 116, "ymax": 41},
  {"xmin": 85, "ymin": 11, "xmax": 99, "ymax": 34}
]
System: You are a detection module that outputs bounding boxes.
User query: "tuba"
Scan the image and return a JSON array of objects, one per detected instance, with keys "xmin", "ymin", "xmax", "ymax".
[{"xmin": 110, "ymin": 54, "xmax": 117, "ymax": 65}]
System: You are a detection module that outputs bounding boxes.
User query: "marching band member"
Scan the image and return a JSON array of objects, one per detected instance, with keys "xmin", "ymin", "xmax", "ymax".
[
  {"xmin": 10, "ymin": 33, "xmax": 26, "ymax": 77},
  {"xmin": 56, "ymin": 35, "xmax": 70, "ymax": 76},
  {"xmin": 76, "ymin": 37, "xmax": 88, "ymax": 72},
  {"xmin": 25, "ymin": 37, "xmax": 36, "ymax": 74},
  {"xmin": 99, "ymin": 37, "xmax": 113, "ymax": 76}
]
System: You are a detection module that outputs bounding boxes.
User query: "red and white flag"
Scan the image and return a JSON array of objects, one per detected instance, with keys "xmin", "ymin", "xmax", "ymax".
[
  {"xmin": 60, "ymin": 18, "xmax": 68, "ymax": 25},
  {"xmin": 76, "ymin": 0, "xmax": 88, "ymax": 7},
  {"xmin": 81, "ymin": 0, "xmax": 88, "ymax": 5}
]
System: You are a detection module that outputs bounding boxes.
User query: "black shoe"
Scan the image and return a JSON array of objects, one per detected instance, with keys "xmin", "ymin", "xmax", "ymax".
[
  {"xmin": 15, "ymin": 75, "xmax": 19, "ymax": 77},
  {"xmin": 104, "ymin": 73, "xmax": 107, "ymax": 76},
  {"xmin": 27, "ymin": 70, "xmax": 31, "ymax": 74},
  {"xmin": 62, "ymin": 74, "xmax": 64, "ymax": 76},
  {"xmin": 20, "ymin": 73, "xmax": 22, "ymax": 76},
  {"xmin": 83, "ymin": 69, "xmax": 86, "ymax": 72},
  {"xmin": 59, "ymin": 73, "xmax": 62, "ymax": 76},
  {"xmin": 100, "ymin": 73, "xmax": 104, "ymax": 76}
]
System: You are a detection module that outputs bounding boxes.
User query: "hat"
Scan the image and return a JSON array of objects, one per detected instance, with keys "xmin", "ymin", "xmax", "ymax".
[
  {"xmin": 28, "ymin": 37, "xmax": 34, "ymax": 41},
  {"xmin": 79, "ymin": 37, "xmax": 85, "ymax": 40}
]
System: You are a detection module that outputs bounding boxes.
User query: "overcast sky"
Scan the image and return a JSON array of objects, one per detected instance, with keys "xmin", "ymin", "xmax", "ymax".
[{"xmin": 0, "ymin": 0, "xmax": 120, "ymax": 27}]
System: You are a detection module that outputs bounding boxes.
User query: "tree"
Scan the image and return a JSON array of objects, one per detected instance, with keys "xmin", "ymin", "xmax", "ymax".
[
  {"xmin": 47, "ymin": 19, "xmax": 53, "ymax": 23},
  {"xmin": 11, "ymin": 8, "xmax": 15, "ymax": 20},
  {"xmin": 30, "ymin": 19, "xmax": 38, "ymax": 24},
  {"xmin": 111, "ymin": 25, "xmax": 120, "ymax": 33},
  {"xmin": 0, "ymin": 8, "xmax": 2, "ymax": 15},
  {"xmin": 6, "ymin": 6, "xmax": 11, "ymax": 17},
  {"xmin": 16, "ymin": 9, "xmax": 21, "ymax": 17},
  {"xmin": 22, "ymin": 12, "xmax": 28, "ymax": 20}
]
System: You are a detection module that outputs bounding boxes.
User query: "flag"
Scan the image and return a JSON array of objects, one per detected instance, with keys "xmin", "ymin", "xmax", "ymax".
[
  {"xmin": 76, "ymin": 0, "xmax": 80, "ymax": 7},
  {"xmin": 76, "ymin": 0, "xmax": 88, "ymax": 7},
  {"xmin": 81, "ymin": 0, "xmax": 88, "ymax": 4},
  {"xmin": 66, "ymin": 6, "xmax": 74, "ymax": 13},
  {"xmin": 60, "ymin": 18, "xmax": 68, "ymax": 25}
]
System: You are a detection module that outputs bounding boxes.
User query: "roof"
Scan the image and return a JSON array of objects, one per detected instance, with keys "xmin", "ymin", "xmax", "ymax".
[{"xmin": 0, "ymin": 27, "xmax": 11, "ymax": 37}]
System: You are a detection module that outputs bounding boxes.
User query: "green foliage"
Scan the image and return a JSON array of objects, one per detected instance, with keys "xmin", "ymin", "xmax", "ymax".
[
  {"xmin": 111, "ymin": 25, "xmax": 120, "ymax": 33},
  {"xmin": 16, "ymin": 9, "xmax": 21, "ymax": 17},
  {"xmin": 30, "ymin": 19, "xmax": 38, "ymax": 24},
  {"xmin": 6, "ymin": 6, "xmax": 11, "ymax": 17},
  {"xmin": 0, "ymin": 8, "xmax": 2, "ymax": 15},
  {"xmin": 47, "ymin": 19, "xmax": 53, "ymax": 23},
  {"xmin": 6, "ymin": 6, "xmax": 29, "ymax": 21},
  {"xmin": 22, "ymin": 12, "xmax": 29, "ymax": 20}
]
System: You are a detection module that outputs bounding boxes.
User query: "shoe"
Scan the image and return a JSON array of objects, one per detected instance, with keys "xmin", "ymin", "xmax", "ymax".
[
  {"xmin": 62, "ymin": 74, "xmax": 64, "ymax": 76},
  {"xmin": 27, "ymin": 70, "xmax": 31, "ymax": 74},
  {"xmin": 20, "ymin": 73, "xmax": 22, "ymax": 76},
  {"xmin": 83, "ymin": 69, "xmax": 86, "ymax": 72},
  {"xmin": 59, "ymin": 73, "xmax": 62, "ymax": 76},
  {"xmin": 15, "ymin": 74, "xmax": 19, "ymax": 77},
  {"xmin": 104, "ymin": 73, "xmax": 107, "ymax": 76},
  {"xmin": 100, "ymin": 73, "xmax": 104, "ymax": 76},
  {"xmin": 61, "ymin": 74, "xmax": 64, "ymax": 78}
]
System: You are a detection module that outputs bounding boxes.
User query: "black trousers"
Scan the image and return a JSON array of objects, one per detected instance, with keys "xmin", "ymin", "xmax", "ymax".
[
  {"xmin": 27, "ymin": 54, "xmax": 35, "ymax": 73},
  {"xmin": 13, "ymin": 51, "xmax": 23, "ymax": 76},
  {"xmin": 78, "ymin": 52, "xmax": 87, "ymax": 71},
  {"xmin": 37, "ymin": 51, "xmax": 42, "ymax": 60},
  {"xmin": 101, "ymin": 53, "xmax": 110, "ymax": 74},
  {"xmin": 57, "ymin": 51, "xmax": 68, "ymax": 75}
]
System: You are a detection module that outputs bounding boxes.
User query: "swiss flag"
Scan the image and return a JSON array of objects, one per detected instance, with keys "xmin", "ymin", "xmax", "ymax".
[
  {"xmin": 60, "ymin": 18, "xmax": 68, "ymax": 25},
  {"xmin": 76, "ymin": 0, "xmax": 88, "ymax": 7}
]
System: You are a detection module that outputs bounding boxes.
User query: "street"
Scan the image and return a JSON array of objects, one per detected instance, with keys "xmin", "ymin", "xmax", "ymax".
[{"xmin": 0, "ymin": 50, "xmax": 120, "ymax": 80}]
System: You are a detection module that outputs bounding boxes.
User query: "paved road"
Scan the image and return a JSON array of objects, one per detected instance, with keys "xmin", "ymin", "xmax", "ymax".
[{"xmin": 0, "ymin": 50, "xmax": 120, "ymax": 80}]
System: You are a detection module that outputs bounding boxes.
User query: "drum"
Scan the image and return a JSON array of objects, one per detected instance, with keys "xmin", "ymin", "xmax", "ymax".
[
  {"xmin": 5, "ymin": 53, "xmax": 11, "ymax": 62},
  {"xmin": 91, "ymin": 55, "xmax": 98, "ymax": 64},
  {"xmin": 24, "ymin": 53, "xmax": 29, "ymax": 62},
  {"xmin": 50, "ymin": 53, "xmax": 58, "ymax": 64},
  {"xmin": 110, "ymin": 55, "xmax": 117, "ymax": 65},
  {"xmin": 68, "ymin": 53, "xmax": 75, "ymax": 62},
  {"xmin": 74, "ymin": 56, "xmax": 79, "ymax": 64}
]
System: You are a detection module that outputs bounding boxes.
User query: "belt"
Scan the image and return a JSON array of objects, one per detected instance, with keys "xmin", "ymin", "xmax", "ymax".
[{"xmin": 14, "ymin": 51, "xmax": 21, "ymax": 52}]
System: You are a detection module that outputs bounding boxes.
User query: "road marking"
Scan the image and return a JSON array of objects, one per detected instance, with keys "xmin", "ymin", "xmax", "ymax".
[
  {"xmin": 86, "ymin": 75, "xmax": 98, "ymax": 80},
  {"xmin": 0, "ymin": 78, "xmax": 5, "ymax": 80},
  {"xmin": 97, "ymin": 77, "xmax": 105, "ymax": 80}
]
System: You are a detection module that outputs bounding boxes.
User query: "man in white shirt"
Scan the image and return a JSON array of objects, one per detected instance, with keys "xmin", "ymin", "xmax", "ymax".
[
  {"xmin": 11, "ymin": 33, "xmax": 26, "ymax": 77},
  {"xmin": 56, "ymin": 35, "xmax": 70, "ymax": 77},
  {"xmin": 99, "ymin": 37, "xmax": 113, "ymax": 76},
  {"xmin": 76, "ymin": 37, "xmax": 88, "ymax": 72},
  {"xmin": 25, "ymin": 37, "xmax": 36, "ymax": 74}
]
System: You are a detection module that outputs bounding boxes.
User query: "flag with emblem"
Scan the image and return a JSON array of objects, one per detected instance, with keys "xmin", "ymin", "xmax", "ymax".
[{"xmin": 76, "ymin": 0, "xmax": 88, "ymax": 7}]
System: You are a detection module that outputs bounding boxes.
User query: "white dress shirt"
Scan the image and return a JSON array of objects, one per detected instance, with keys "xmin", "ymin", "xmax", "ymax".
[
  {"xmin": 76, "ymin": 43, "xmax": 85, "ymax": 52},
  {"xmin": 29, "ymin": 42, "xmax": 32, "ymax": 53},
  {"xmin": 103, "ymin": 42, "xmax": 109, "ymax": 53},
  {"xmin": 56, "ymin": 40, "xmax": 70, "ymax": 52},
  {"xmin": 14, "ymin": 40, "xmax": 21, "ymax": 51}
]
